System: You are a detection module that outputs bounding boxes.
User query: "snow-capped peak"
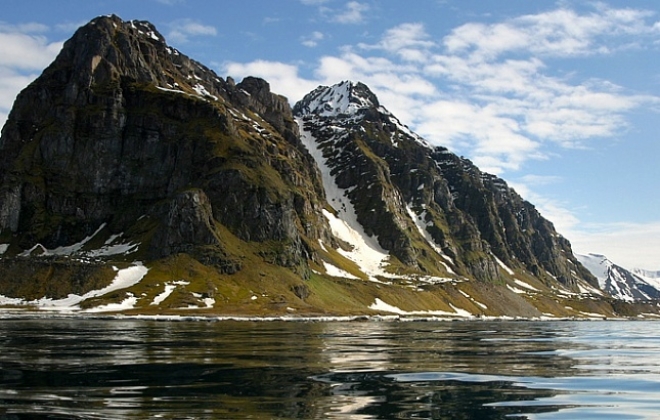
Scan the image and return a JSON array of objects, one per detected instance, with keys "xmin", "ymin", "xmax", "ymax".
[
  {"xmin": 576, "ymin": 253, "xmax": 660, "ymax": 302},
  {"xmin": 294, "ymin": 80, "xmax": 379, "ymax": 118}
]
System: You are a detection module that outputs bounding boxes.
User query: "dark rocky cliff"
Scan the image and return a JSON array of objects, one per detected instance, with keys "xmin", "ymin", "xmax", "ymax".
[
  {"xmin": 0, "ymin": 15, "xmax": 328, "ymax": 278},
  {"xmin": 294, "ymin": 81, "xmax": 596, "ymax": 288}
]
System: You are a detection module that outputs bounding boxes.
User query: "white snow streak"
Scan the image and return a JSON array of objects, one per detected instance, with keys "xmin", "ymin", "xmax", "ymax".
[
  {"xmin": 298, "ymin": 116, "xmax": 391, "ymax": 281},
  {"xmin": 495, "ymin": 256, "xmax": 514, "ymax": 275},
  {"xmin": 0, "ymin": 264, "xmax": 148, "ymax": 311},
  {"xmin": 151, "ymin": 280, "xmax": 190, "ymax": 306},
  {"xmin": 369, "ymin": 298, "xmax": 473, "ymax": 317}
]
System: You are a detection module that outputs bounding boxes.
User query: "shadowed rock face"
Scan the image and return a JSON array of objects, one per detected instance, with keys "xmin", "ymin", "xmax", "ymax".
[
  {"xmin": 0, "ymin": 15, "xmax": 596, "ymax": 297},
  {"xmin": 0, "ymin": 15, "xmax": 328, "ymax": 273}
]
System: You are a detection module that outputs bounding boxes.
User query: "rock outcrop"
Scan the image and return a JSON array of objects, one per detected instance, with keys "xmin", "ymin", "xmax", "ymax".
[{"xmin": 0, "ymin": 15, "xmax": 327, "ymax": 277}]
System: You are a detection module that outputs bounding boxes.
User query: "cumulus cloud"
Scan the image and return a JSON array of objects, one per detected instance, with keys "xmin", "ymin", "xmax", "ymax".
[
  {"xmin": 224, "ymin": 60, "xmax": 319, "ymax": 104},
  {"xmin": 0, "ymin": 32, "xmax": 63, "ymax": 70},
  {"xmin": 0, "ymin": 24, "xmax": 63, "ymax": 129},
  {"xmin": 224, "ymin": 4, "xmax": 659, "ymax": 175},
  {"xmin": 166, "ymin": 19, "xmax": 217, "ymax": 45}
]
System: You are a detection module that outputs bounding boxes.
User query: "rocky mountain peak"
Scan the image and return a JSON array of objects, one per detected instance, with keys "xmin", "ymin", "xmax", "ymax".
[
  {"xmin": 577, "ymin": 253, "xmax": 660, "ymax": 301},
  {"xmin": 293, "ymin": 81, "xmax": 380, "ymax": 118},
  {"xmin": 38, "ymin": 14, "xmax": 231, "ymax": 106}
]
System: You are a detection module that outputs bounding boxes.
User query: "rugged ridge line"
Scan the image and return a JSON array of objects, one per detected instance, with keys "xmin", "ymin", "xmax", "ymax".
[{"xmin": 293, "ymin": 81, "xmax": 595, "ymax": 288}]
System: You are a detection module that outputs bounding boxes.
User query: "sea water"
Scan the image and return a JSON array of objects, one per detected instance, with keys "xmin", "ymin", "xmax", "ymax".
[{"xmin": 0, "ymin": 317, "xmax": 659, "ymax": 419}]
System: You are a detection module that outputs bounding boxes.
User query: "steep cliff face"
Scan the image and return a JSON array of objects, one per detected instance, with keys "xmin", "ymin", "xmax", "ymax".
[
  {"xmin": 293, "ymin": 81, "xmax": 595, "ymax": 288},
  {"xmin": 0, "ymin": 15, "xmax": 328, "ymax": 277}
]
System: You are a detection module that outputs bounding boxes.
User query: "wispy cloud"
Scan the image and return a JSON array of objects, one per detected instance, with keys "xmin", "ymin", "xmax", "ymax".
[
  {"xmin": 333, "ymin": 1, "xmax": 370, "ymax": 24},
  {"xmin": 444, "ymin": 5, "xmax": 658, "ymax": 59},
  {"xmin": 301, "ymin": 31, "xmax": 325, "ymax": 47},
  {"xmin": 54, "ymin": 21, "xmax": 88, "ymax": 33},
  {"xmin": 299, "ymin": 0, "xmax": 330, "ymax": 5},
  {"xmin": 301, "ymin": 1, "xmax": 370, "ymax": 25},
  {"xmin": 166, "ymin": 19, "xmax": 217, "ymax": 44},
  {"xmin": 0, "ymin": 21, "xmax": 49, "ymax": 33}
]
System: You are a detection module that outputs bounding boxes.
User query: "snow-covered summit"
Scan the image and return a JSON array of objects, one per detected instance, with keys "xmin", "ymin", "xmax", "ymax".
[
  {"xmin": 576, "ymin": 253, "xmax": 660, "ymax": 301},
  {"xmin": 293, "ymin": 81, "xmax": 380, "ymax": 118}
]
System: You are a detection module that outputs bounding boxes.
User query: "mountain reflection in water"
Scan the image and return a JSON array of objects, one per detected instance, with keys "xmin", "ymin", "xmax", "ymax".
[{"xmin": 0, "ymin": 318, "xmax": 659, "ymax": 419}]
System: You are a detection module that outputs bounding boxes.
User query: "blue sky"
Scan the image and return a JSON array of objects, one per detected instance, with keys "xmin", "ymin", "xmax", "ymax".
[{"xmin": 1, "ymin": 0, "xmax": 659, "ymax": 269}]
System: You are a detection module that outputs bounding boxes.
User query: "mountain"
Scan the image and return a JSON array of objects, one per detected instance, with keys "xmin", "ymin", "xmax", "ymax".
[
  {"xmin": 577, "ymin": 253, "xmax": 660, "ymax": 302},
  {"xmin": 294, "ymin": 81, "xmax": 596, "ymax": 288},
  {"xmin": 0, "ymin": 15, "xmax": 657, "ymax": 318}
]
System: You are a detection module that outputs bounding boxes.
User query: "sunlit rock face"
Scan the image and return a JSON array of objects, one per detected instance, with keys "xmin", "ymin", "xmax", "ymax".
[{"xmin": 294, "ymin": 81, "xmax": 594, "ymax": 288}]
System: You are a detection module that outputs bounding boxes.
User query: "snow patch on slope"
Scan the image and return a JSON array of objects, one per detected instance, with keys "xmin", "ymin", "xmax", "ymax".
[
  {"xmin": 370, "ymin": 298, "xmax": 473, "ymax": 318},
  {"xmin": 298, "ymin": 116, "xmax": 391, "ymax": 281},
  {"xmin": 577, "ymin": 253, "xmax": 609, "ymax": 289},
  {"xmin": 0, "ymin": 264, "xmax": 148, "ymax": 311},
  {"xmin": 16, "ymin": 224, "xmax": 139, "ymax": 259},
  {"xmin": 151, "ymin": 280, "xmax": 191, "ymax": 306}
]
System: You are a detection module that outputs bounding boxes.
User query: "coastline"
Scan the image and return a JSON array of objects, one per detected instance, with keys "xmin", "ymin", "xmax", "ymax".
[{"xmin": 0, "ymin": 308, "xmax": 651, "ymax": 322}]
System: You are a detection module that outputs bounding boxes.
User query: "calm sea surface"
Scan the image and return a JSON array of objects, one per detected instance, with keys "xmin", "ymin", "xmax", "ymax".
[{"xmin": 0, "ymin": 317, "xmax": 659, "ymax": 419}]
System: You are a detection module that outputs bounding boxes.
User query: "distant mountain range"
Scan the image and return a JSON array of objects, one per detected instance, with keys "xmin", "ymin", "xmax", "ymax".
[
  {"xmin": 0, "ymin": 15, "xmax": 658, "ymax": 318},
  {"xmin": 576, "ymin": 254, "xmax": 660, "ymax": 302}
]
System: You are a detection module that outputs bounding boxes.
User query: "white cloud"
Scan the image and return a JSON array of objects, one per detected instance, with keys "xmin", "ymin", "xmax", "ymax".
[
  {"xmin": 569, "ymin": 221, "xmax": 660, "ymax": 270},
  {"xmin": 359, "ymin": 22, "xmax": 435, "ymax": 62},
  {"xmin": 0, "ymin": 22, "xmax": 48, "ymax": 33},
  {"xmin": 166, "ymin": 19, "xmax": 217, "ymax": 45},
  {"xmin": 224, "ymin": 60, "xmax": 319, "ymax": 104},
  {"xmin": 0, "ymin": 32, "xmax": 63, "ymax": 70},
  {"xmin": 301, "ymin": 31, "xmax": 324, "ymax": 48},
  {"xmin": 0, "ymin": 26, "xmax": 63, "ymax": 130},
  {"xmin": 223, "ymin": 4, "xmax": 659, "ymax": 172},
  {"xmin": 333, "ymin": 1, "xmax": 370, "ymax": 24},
  {"xmin": 444, "ymin": 5, "xmax": 658, "ymax": 59}
]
